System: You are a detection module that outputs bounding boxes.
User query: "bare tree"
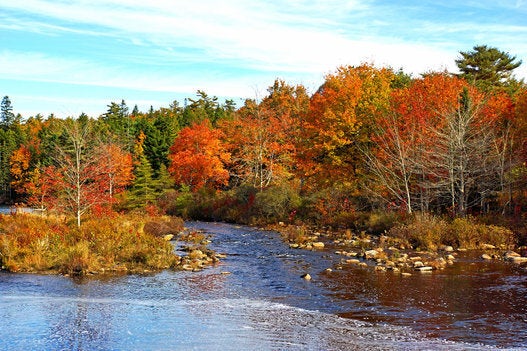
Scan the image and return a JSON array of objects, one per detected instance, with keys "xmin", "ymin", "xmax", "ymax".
[
  {"xmin": 426, "ymin": 89, "xmax": 497, "ymax": 216},
  {"xmin": 54, "ymin": 118, "xmax": 105, "ymax": 227},
  {"xmin": 362, "ymin": 112, "xmax": 419, "ymax": 214}
]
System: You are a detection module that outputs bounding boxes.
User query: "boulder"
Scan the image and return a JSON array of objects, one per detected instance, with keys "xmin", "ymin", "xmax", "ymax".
[
  {"xmin": 364, "ymin": 249, "xmax": 379, "ymax": 259},
  {"xmin": 510, "ymin": 256, "xmax": 527, "ymax": 264},
  {"xmin": 301, "ymin": 273, "xmax": 312, "ymax": 280},
  {"xmin": 504, "ymin": 251, "xmax": 521, "ymax": 261},
  {"xmin": 312, "ymin": 242, "xmax": 325, "ymax": 249},
  {"xmin": 415, "ymin": 266, "xmax": 433, "ymax": 272},
  {"xmin": 413, "ymin": 261, "xmax": 424, "ymax": 268},
  {"xmin": 345, "ymin": 259, "xmax": 361, "ymax": 265},
  {"xmin": 481, "ymin": 254, "xmax": 492, "ymax": 260}
]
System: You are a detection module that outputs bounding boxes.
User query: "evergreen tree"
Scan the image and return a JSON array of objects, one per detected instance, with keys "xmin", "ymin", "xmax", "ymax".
[
  {"xmin": 456, "ymin": 45, "xmax": 522, "ymax": 92},
  {"xmin": 102, "ymin": 100, "xmax": 132, "ymax": 148},
  {"xmin": 127, "ymin": 131, "xmax": 156, "ymax": 208},
  {"xmin": 181, "ymin": 90, "xmax": 235, "ymax": 126},
  {"xmin": 0, "ymin": 129, "xmax": 18, "ymax": 201},
  {"xmin": 1, "ymin": 96, "xmax": 15, "ymax": 130}
]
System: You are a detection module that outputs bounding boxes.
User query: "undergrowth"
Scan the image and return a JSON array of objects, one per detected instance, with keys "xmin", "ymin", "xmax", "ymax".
[{"xmin": 0, "ymin": 213, "xmax": 184, "ymax": 275}]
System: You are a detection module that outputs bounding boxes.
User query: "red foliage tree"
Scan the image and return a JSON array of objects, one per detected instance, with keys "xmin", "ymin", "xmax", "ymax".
[{"xmin": 168, "ymin": 119, "xmax": 230, "ymax": 191}]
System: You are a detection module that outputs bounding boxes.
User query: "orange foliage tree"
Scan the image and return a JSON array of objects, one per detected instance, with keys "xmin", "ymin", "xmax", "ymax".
[
  {"xmin": 96, "ymin": 143, "xmax": 134, "ymax": 198},
  {"xmin": 370, "ymin": 72, "xmax": 521, "ymax": 215},
  {"xmin": 25, "ymin": 165, "xmax": 61, "ymax": 211},
  {"xmin": 221, "ymin": 80, "xmax": 309, "ymax": 190},
  {"xmin": 168, "ymin": 119, "xmax": 230, "ymax": 191},
  {"xmin": 9, "ymin": 145, "xmax": 32, "ymax": 198},
  {"xmin": 300, "ymin": 64, "xmax": 394, "ymax": 189}
]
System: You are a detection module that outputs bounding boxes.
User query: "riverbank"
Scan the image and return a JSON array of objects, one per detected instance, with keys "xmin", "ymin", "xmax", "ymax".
[
  {"xmin": 0, "ymin": 212, "xmax": 220, "ymax": 276},
  {"xmin": 270, "ymin": 219, "xmax": 527, "ymax": 275}
]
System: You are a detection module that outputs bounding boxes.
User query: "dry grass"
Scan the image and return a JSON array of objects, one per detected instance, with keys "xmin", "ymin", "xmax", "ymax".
[
  {"xmin": 0, "ymin": 212, "xmax": 182, "ymax": 275},
  {"xmin": 389, "ymin": 213, "xmax": 516, "ymax": 250}
]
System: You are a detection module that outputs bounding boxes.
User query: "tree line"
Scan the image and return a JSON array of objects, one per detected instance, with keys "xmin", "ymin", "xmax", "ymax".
[{"xmin": 1, "ymin": 45, "xmax": 526, "ymax": 229}]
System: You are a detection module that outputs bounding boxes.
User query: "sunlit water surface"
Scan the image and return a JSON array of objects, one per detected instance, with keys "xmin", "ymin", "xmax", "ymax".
[{"xmin": 1, "ymin": 222, "xmax": 526, "ymax": 350}]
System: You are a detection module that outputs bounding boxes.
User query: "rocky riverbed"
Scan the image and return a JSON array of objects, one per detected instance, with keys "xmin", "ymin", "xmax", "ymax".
[{"xmin": 272, "ymin": 223, "xmax": 527, "ymax": 276}]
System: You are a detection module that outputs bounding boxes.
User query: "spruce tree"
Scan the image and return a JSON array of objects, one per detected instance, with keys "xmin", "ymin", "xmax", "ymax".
[{"xmin": 1, "ymin": 96, "xmax": 15, "ymax": 130}]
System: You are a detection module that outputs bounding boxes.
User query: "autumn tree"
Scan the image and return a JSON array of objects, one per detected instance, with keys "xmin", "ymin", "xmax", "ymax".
[
  {"xmin": 362, "ymin": 110, "xmax": 419, "ymax": 214},
  {"xmin": 221, "ymin": 81, "xmax": 308, "ymax": 191},
  {"xmin": 97, "ymin": 143, "xmax": 134, "ymax": 199},
  {"xmin": 25, "ymin": 165, "xmax": 61, "ymax": 211},
  {"xmin": 168, "ymin": 119, "xmax": 230, "ymax": 191},
  {"xmin": 301, "ymin": 64, "xmax": 394, "ymax": 189},
  {"xmin": 385, "ymin": 73, "xmax": 469, "ymax": 212},
  {"xmin": 9, "ymin": 145, "xmax": 32, "ymax": 199}
]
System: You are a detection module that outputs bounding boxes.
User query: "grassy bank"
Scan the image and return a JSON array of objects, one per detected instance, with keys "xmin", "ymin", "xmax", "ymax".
[
  {"xmin": 274, "ymin": 212, "xmax": 520, "ymax": 253},
  {"xmin": 0, "ymin": 212, "xmax": 185, "ymax": 275}
]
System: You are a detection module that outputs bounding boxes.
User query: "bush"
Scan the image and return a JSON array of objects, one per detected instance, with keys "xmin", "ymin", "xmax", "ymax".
[
  {"xmin": 143, "ymin": 216, "xmax": 185, "ymax": 237},
  {"xmin": 161, "ymin": 186, "xmax": 195, "ymax": 219},
  {"xmin": 448, "ymin": 217, "xmax": 515, "ymax": 249},
  {"xmin": 253, "ymin": 183, "xmax": 301, "ymax": 223},
  {"xmin": 59, "ymin": 241, "xmax": 97, "ymax": 275},
  {"xmin": 389, "ymin": 213, "xmax": 517, "ymax": 250},
  {"xmin": 389, "ymin": 213, "xmax": 447, "ymax": 250}
]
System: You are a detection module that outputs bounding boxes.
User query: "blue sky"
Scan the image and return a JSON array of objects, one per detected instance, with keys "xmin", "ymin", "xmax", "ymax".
[{"xmin": 1, "ymin": 0, "xmax": 526, "ymax": 118}]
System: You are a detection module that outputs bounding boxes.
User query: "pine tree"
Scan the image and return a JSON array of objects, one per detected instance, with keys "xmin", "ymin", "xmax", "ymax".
[{"xmin": 456, "ymin": 45, "xmax": 522, "ymax": 92}]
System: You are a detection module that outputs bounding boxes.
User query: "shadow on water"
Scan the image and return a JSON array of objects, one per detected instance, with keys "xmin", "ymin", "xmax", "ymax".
[{"xmin": 0, "ymin": 221, "xmax": 525, "ymax": 350}]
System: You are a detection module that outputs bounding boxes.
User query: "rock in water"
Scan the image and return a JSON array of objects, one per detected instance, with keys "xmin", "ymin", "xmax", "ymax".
[
  {"xmin": 312, "ymin": 242, "xmax": 325, "ymax": 249},
  {"xmin": 301, "ymin": 273, "xmax": 312, "ymax": 280}
]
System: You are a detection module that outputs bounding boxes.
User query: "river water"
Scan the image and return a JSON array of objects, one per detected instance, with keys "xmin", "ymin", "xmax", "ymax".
[{"xmin": 1, "ymin": 221, "xmax": 526, "ymax": 350}]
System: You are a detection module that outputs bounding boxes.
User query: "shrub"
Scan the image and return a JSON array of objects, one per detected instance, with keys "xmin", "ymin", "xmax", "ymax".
[
  {"xmin": 253, "ymin": 183, "xmax": 301, "ymax": 222},
  {"xmin": 143, "ymin": 216, "xmax": 184, "ymax": 237},
  {"xmin": 389, "ymin": 213, "xmax": 517, "ymax": 250},
  {"xmin": 448, "ymin": 217, "xmax": 516, "ymax": 249},
  {"xmin": 278, "ymin": 225, "xmax": 310, "ymax": 244},
  {"xmin": 161, "ymin": 185, "xmax": 194, "ymax": 219},
  {"xmin": 59, "ymin": 241, "xmax": 97, "ymax": 276},
  {"xmin": 389, "ymin": 213, "xmax": 448, "ymax": 250}
]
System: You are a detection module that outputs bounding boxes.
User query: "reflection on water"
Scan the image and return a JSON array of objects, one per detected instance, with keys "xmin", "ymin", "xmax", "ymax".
[{"xmin": 1, "ymin": 222, "xmax": 526, "ymax": 350}]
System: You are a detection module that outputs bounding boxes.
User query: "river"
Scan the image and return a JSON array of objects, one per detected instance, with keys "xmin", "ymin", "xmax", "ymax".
[{"xmin": 1, "ymin": 221, "xmax": 526, "ymax": 350}]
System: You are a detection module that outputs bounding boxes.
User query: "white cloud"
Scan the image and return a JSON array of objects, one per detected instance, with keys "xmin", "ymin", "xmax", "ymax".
[
  {"xmin": 1, "ymin": 0, "xmax": 526, "ymax": 119},
  {"xmin": 1, "ymin": 0, "xmax": 461, "ymax": 76}
]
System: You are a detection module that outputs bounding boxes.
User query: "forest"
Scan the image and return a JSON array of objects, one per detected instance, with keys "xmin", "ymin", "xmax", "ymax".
[{"xmin": 1, "ymin": 45, "xmax": 526, "ymax": 248}]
